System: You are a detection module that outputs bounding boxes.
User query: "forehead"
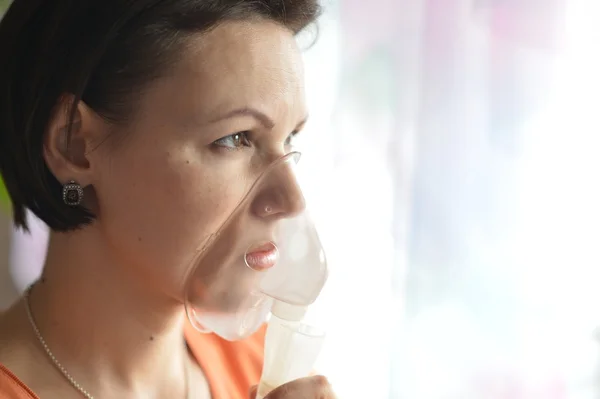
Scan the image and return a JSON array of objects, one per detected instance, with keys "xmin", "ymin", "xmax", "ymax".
[{"xmin": 147, "ymin": 20, "xmax": 306, "ymax": 123}]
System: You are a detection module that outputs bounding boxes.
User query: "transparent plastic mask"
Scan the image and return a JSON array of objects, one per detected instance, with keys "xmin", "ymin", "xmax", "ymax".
[{"xmin": 184, "ymin": 152, "xmax": 328, "ymax": 341}]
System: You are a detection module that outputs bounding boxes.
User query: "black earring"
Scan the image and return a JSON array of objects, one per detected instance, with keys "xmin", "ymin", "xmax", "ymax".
[{"xmin": 62, "ymin": 180, "xmax": 84, "ymax": 206}]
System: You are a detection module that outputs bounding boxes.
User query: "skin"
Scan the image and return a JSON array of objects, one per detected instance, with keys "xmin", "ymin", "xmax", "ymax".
[
  {"xmin": 251, "ymin": 376, "xmax": 337, "ymax": 399},
  {"xmin": 0, "ymin": 20, "xmax": 334, "ymax": 398}
]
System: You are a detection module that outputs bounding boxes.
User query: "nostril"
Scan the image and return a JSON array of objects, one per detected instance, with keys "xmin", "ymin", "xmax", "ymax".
[{"xmin": 251, "ymin": 153, "xmax": 306, "ymax": 219}]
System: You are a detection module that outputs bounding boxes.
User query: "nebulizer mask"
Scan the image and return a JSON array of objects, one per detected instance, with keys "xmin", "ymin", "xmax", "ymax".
[{"xmin": 183, "ymin": 151, "xmax": 328, "ymax": 398}]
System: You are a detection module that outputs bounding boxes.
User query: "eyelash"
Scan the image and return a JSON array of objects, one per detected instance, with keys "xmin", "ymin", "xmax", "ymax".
[
  {"xmin": 212, "ymin": 131, "xmax": 299, "ymax": 151},
  {"xmin": 212, "ymin": 132, "xmax": 252, "ymax": 151}
]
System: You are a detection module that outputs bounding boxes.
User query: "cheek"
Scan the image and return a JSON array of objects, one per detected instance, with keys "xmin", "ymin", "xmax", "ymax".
[{"xmin": 93, "ymin": 143, "xmax": 245, "ymax": 297}]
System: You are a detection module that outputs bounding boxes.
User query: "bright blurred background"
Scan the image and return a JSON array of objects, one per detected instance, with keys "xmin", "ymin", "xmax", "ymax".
[{"xmin": 3, "ymin": 0, "xmax": 600, "ymax": 398}]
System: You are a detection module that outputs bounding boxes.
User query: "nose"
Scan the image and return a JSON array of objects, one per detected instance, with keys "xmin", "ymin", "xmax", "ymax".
[{"xmin": 252, "ymin": 154, "xmax": 306, "ymax": 220}]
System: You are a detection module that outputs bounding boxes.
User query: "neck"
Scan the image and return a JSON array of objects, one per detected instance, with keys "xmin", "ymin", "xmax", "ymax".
[{"xmin": 27, "ymin": 228, "xmax": 190, "ymax": 397}]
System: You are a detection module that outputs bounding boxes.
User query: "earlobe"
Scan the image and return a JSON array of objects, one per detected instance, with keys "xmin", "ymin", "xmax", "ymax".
[{"xmin": 43, "ymin": 95, "xmax": 105, "ymax": 186}]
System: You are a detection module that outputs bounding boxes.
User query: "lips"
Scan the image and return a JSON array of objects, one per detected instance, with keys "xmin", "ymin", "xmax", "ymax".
[{"xmin": 245, "ymin": 242, "xmax": 279, "ymax": 271}]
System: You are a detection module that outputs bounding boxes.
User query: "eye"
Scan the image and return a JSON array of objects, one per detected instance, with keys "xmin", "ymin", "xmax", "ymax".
[
  {"xmin": 212, "ymin": 132, "xmax": 251, "ymax": 150},
  {"xmin": 284, "ymin": 131, "xmax": 299, "ymax": 148}
]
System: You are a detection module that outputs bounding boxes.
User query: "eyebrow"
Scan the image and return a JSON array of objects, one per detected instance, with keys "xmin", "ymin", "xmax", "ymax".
[{"xmin": 210, "ymin": 107, "xmax": 308, "ymax": 130}]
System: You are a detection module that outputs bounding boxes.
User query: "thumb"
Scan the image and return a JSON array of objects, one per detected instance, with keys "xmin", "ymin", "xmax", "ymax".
[{"xmin": 249, "ymin": 385, "xmax": 258, "ymax": 398}]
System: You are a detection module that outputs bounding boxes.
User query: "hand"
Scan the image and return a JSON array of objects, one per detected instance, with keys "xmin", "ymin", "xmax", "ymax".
[{"xmin": 249, "ymin": 376, "xmax": 336, "ymax": 398}]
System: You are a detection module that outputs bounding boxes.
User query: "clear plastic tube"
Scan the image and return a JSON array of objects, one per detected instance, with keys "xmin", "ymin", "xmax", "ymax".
[{"xmin": 255, "ymin": 313, "xmax": 325, "ymax": 399}]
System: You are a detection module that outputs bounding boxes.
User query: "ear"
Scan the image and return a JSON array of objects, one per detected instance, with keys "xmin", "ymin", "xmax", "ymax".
[{"xmin": 43, "ymin": 94, "xmax": 108, "ymax": 187}]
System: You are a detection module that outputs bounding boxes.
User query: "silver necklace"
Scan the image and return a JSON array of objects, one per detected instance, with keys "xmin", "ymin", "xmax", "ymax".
[{"xmin": 24, "ymin": 284, "xmax": 191, "ymax": 399}]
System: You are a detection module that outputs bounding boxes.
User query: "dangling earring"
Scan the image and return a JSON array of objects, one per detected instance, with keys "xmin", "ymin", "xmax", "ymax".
[{"xmin": 62, "ymin": 180, "xmax": 84, "ymax": 206}]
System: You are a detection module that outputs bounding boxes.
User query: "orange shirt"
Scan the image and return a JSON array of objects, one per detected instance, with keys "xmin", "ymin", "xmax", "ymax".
[{"xmin": 0, "ymin": 323, "xmax": 265, "ymax": 399}]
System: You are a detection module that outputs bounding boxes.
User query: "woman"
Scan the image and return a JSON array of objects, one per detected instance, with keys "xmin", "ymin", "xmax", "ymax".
[{"xmin": 0, "ymin": 0, "xmax": 336, "ymax": 398}]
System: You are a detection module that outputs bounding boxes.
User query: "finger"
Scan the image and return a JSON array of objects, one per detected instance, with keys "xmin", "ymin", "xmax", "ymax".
[
  {"xmin": 265, "ymin": 375, "xmax": 336, "ymax": 398},
  {"xmin": 249, "ymin": 385, "xmax": 258, "ymax": 398}
]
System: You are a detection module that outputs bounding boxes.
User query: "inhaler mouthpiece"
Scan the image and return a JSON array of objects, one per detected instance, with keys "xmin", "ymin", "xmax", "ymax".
[{"xmin": 183, "ymin": 152, "xmax": 328, "ymax": 341}]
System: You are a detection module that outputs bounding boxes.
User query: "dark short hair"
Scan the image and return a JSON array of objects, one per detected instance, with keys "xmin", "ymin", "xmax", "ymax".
[{"xmin": 0, "ymin": 0, "xmax": 320, "ymax": 232}]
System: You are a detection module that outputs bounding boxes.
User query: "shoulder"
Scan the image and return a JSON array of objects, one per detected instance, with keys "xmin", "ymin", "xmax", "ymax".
[
  {"xmin": 185, "ymin": 323, "xmax": 266, "ymax": 399},
  {"xmin": 0, "ymin": 364, "xmax": 39, "ymax": 399},
  {"xmin": 0, "ymin": 305, "xmax": 41, "ymax": 399}
]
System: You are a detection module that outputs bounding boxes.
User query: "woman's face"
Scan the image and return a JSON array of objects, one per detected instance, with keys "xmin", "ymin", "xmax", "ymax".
[{"xmin": 86, "ymin": 20, "xmax": 308, "ymax": 308}]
